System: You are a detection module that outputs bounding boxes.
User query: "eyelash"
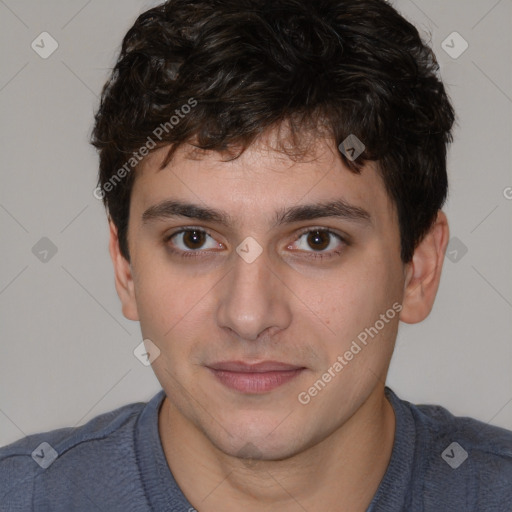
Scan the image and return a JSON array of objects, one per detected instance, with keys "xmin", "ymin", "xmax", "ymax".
[
  {"xmin": 164, "ymin": 227, "xmax": 348, "ymax": 261},
  {"xmin": 290, "ymin": 227, "xmax": 347, "ymax": 260}
]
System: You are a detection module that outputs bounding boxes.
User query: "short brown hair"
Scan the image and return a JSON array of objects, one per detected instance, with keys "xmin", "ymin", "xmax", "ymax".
[{"xmin": 91, "ymin": 0, "xmax": 455, "ymax": 262}]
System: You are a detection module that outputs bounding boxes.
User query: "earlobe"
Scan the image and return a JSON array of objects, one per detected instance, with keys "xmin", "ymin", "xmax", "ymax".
[
  {"xmin": 400, "ymin": 211, "xmax": 450, "ymax": 324},
  {"xmin": 108, "ymin": 220, "xmax": 139, "ymax": 321}
]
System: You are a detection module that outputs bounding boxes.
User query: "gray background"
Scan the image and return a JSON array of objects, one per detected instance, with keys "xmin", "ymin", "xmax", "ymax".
[{"xmin": 1, "ymin": 0, "xmax": 511, "ymax": 448}]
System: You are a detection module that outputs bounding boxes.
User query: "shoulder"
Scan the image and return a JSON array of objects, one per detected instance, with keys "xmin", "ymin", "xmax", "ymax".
[
  {"xmin": 413, "ymin": 398, "xmax": 512, "ymax": 463},
  {"xmin": 407, "ymin": 395, "xmax": 512, "ymax": 510},
  {"xmin": 0, "ymin": 398, "xmax": 149, "ymax": 510}
]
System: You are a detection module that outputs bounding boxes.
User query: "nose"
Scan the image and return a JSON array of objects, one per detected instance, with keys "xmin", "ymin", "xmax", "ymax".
[{"xmin": 216, "ymin": 247, "xmax": 292, "ymax": 342}]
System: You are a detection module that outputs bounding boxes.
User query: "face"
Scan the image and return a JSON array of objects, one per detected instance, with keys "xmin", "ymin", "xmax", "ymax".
[{"xmin": 118, "ymin": 130, "xmax": 409, "ymax": 460}]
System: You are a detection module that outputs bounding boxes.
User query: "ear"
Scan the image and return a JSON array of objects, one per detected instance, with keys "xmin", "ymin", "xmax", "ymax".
[
  {"xmin": 400, "ymin": 210, "xmax": 449, "ymax": 324},
  {"xmin": 108, "ymin": 220, "xmax": 139, "ymax": 321}
]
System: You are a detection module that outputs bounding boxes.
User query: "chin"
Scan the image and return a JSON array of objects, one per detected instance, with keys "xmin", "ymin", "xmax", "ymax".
[{"xmin": 204, "ymin": 414, "xmax": 308, "ymax": 462}]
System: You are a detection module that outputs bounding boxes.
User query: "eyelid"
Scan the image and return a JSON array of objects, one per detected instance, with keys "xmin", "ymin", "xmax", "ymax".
[
  {"xmin": 294, "ymin": 225, "xmax": 347, "ymax": 238},
  {"xmin": 165, "ymin": 226, "xmax": 216, "ymax": 241},
  {"xmin": 165, "ymin": 227, "xmax": 224, "ymax": 251},
  {"xmin": 290, "ymin": 226, "xmax": 348, "ymax": 247},
  {"xmin": 164, "ymin": 226, "xmax": 348, "ymax": 260}
]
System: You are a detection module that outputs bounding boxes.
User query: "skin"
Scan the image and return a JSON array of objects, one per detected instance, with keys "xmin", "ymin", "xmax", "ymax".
[{"xmin": 109, "ymin": 126, "xmax": 449, "ymax": 511}]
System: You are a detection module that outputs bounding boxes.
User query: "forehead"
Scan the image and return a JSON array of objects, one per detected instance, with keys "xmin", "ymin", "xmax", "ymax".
[{"xmin": 131, "ymin": 132, "xmax": 396, "ymax": 229}]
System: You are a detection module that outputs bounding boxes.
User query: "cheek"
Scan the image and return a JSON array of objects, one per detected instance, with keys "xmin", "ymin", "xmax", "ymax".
[
  {"xmin": 132, "ymin": 258, "xmax": 222, "ymax": 377},
  {"xmin": 305, "ymin": 247, "xmax": 401, "ymax": 352},
  {"xmin": 135, "ymin": 265, "xmax": 190, "ymax": 342},
  {"xmin": 132, "ymin": 259, "xmax": 204, "ymax": 341},
  {"xmin": 134, "ymin": 274, "xmax": 208, "ymax": 382}
]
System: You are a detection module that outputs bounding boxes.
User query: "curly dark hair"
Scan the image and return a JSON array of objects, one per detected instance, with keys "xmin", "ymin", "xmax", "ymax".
[{"xmin": 91, "ymin": 0, "xmax": 455, "ymax": 263}]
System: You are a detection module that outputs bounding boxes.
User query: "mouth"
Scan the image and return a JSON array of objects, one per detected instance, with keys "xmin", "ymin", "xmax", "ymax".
[{"xmin": 206, "ymin": 361, "xmax": 306, "ymax": 393}]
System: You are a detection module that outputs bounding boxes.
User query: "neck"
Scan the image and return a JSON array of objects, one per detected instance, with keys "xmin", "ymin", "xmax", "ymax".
[
  {"xmin": 159, "ymin": 386, "xmax": 395, "ymax": 512},
  {"xmin": 158, "ymin": 386, "xmax": 395, "ymax": 512}
]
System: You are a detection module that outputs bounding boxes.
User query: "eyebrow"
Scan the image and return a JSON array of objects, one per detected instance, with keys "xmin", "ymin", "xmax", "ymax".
[{"xmin": 141, "ymin": 199, "xmax": 371, "ymax": 227}]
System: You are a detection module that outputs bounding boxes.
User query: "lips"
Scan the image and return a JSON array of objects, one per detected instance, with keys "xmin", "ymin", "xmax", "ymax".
[
  {"xmin": 207, "ymin": 361, "xmax": 305, "ymax": 393},
  {"xmin": 208, "ymin": 361, "xmax": 303, "ymax": 372}
]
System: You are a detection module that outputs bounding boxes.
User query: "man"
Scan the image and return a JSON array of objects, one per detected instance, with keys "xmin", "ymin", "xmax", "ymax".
[{"xmin": 1, "ymin": 0, "xmax": 511, "ymax": 510}]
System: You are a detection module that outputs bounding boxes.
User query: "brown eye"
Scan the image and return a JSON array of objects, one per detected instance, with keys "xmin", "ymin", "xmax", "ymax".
[
  {"xmin": 182, "ymin": 230, "xmax": 206, "ymax": 249},
  {"xmin": 288, "ymin": 228, "xmax": 346, "ymax": 259},
  {"xmin": 306, "ymin": 230, "xmax": 330, "ymax": 251},
  {"xmin": 168, "ymin": 229, "xmax": 221, "ymax": 253}
]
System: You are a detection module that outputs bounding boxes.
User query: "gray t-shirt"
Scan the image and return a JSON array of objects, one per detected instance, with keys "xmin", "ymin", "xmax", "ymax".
[{"xmin": 1, "ymin": 388, "xmax": 511, "ymax": 511}]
